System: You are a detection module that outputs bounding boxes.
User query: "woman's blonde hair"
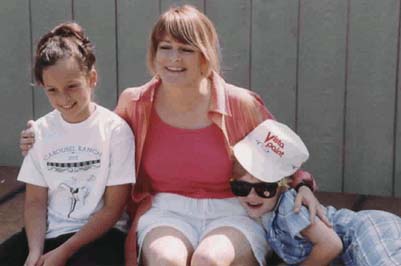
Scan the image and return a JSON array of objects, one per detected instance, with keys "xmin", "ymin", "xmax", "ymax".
[{"xmin": 147, "ymin": 5, "xmax": 220, "ymax": 77}]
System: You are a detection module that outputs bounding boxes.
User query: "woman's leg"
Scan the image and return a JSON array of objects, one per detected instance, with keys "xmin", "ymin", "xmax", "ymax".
[
  {"xmin": 137, "ymin": 194, "xmax": 201, "ymax": 266},
  {"xmin": 141, "ymin": 226, "xmax": 194, "ymax": 266},
  {"xmin": 192, "ymin": 197, "xmax": 269, "ymax": 266},
  {"xmin": 191, "ymin": 226, "xmax": 258, "ymax": 266}
]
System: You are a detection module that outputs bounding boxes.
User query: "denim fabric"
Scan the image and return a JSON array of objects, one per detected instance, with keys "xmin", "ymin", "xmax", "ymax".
[{"xmin": 263, "ymin": 189, "xmax": 401, "ymax": 266}]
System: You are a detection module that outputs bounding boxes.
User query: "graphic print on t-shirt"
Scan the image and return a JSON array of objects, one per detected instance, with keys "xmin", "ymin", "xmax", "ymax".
[
  {"xmin": 44, "ymin": 145, "xmax": 102, "ymax": 218},
  {"xmin": 57, "ymin": 175, "xmax": 95, "ymax": 218}
]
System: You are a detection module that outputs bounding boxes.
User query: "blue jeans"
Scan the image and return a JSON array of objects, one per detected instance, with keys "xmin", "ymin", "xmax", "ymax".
[{"xmin": 340, "ymin": 210, "xmax": 401, "ymax": 266}]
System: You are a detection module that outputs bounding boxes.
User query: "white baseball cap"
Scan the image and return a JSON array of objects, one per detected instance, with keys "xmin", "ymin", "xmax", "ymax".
[{"xmin": 233, "ymin": 119, "xmax": 309, "ymax": 183}]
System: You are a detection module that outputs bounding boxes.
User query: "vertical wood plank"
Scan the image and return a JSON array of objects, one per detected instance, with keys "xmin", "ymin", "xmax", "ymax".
[
  {"xmin": 206, "ymin": 0, "xmax": 251, "ymax": 89},
  {"xmin": 31, "ymin": 0, "xmax": 72, "ymax": 118},
  {"xmin": 297, "ymin": 0, "xmax": 348, "ymax": 192},
  {"xmin": 397, "ymin": 83, "xmax": 401, "ymax": 197},
  {"xmin": 396, "ymin": 3, "xmax": 401, "ymax": 197},
  {"xmin": 251, "ymin": 0, "xmax": 298, "ymax": 126},
  {"xmin": 74, "ymin": 0, "xmax": 117, "ymax": 110},
  {"xmin": 117, "ymin": 0, "xmax": 159, "ymax": 93},
  {"xmin": 0, "ymin": 0, "xmax": 31, "ymax": 165},
  {"xmin": 161, "ymin": 0, "xmax": 204, "ymax": 12},
  {"xmin": 345, "ymin": 0, "xmax": 398, "ymax": 196}
]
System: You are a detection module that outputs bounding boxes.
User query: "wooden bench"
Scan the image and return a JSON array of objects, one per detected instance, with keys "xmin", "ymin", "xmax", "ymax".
[
  {"xmin": 1, "ymin": 166, "xmax": 400, "ymax": 265},
  {"xmin": 0, "ymin": 166, "xmax": 24, "ymax": 243}
]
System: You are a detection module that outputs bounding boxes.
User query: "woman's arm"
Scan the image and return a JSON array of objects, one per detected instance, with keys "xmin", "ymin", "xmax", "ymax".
[
  {"xmin": 20, "ymin": 120, "xmax": 35, "ymax": 156},
  {"xmin": 293, "ymin": 186, "xmax": 331, "ymax": 226},
  {"xmin": 299, "ymin": 218, "xmax": 343, "ymax": 266},
  {"xmin": 24, "ymin": 184, "xmax": 48, "ymax": 266},
  {"xmin": 36, "ymin": 184, "xmax": 131, "ymax": 266}
]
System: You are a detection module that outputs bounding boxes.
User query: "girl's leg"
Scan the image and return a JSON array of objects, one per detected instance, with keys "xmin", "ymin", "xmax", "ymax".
[
  {"xmin": 141, "ymin": 226, "xmax": 194, "ymax": 266},
  {"xmin": 0, "ymin": 229, "xmax": 75, "ymax": 266},
  {"xmin": 191, "ymin": 226, "xmax": 258, "ymax": 266},
  {"xmin": 66, "ymin": 228, "xmax": 126, "ymax": 266},
  {"xmin": 0, "ymin": 229, "xmax": 29, "ymax": 266},
  {"xmin": 0, "ymin": 229, "xmax": 125, "ymax": 266}
]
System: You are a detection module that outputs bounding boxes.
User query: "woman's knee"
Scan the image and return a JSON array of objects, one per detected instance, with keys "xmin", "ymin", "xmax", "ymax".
[
  {"xmin": 191, "ymin": 248, "xmax": 235, "ymax": 266},
  {"xmin": 191, "ymin": 227, "xmax": 258, "ymax": 266},
  {"xmin": 141, "ymin": 226, "xmax": 193, "ymax": 266}
]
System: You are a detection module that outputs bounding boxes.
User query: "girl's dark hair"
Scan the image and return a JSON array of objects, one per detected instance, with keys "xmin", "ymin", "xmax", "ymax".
[{"xmin": 34, "ymin": 22, "xmax": 96, "ymax": 85}]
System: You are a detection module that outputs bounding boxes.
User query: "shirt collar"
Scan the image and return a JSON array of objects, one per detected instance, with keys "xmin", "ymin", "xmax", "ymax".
[
  {"xmin": 141, "ymin": 76, "xmax": 161, "ymax": 102},
  {"xmin": 208, "ymin": 71, "xmax": 231, "ymax": 116}
]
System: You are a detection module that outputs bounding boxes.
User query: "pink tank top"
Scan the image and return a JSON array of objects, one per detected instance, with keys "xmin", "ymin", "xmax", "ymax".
[{"xmin": 141, "ymin": 109, "xmax": 233, "ymax": 198}]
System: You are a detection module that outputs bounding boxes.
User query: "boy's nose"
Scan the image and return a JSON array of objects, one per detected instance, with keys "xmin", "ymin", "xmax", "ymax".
[{"xmin": 248, "ymin": 188, "xmax": 259, "ymax": 198}]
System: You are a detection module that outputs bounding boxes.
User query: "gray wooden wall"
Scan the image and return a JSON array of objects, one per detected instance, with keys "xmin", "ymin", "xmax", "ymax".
[{"xmin": 1, "ymin": 0, "xmax": 400, "ymax": 197}]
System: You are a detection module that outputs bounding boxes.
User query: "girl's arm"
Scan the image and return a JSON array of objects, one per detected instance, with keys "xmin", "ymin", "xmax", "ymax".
[
  {"xmin": 299, "ymin": 218, "xmax": 343, "ymax": 266},
  {"xmin": 24, "ymin": 184, "xmax": 48, "ymax": 266},
  {"xmin": 37, "ymin": 184, "xmax": 131, "ymax": 266}
]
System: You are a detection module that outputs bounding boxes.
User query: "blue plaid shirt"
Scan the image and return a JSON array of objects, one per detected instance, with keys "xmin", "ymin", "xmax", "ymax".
[{"xmin": 262, "ymin": 189, "xmax": 401, "ymax": 266}]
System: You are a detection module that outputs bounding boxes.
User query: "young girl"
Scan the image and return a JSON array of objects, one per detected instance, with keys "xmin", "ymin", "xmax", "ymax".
[
  {"xmin": 231, "ymin": 119, "xmax": 401, "ymax": 266},
  {"xmin": 0, "ymin": 22, "xmax": 135, "ymax": 266}
]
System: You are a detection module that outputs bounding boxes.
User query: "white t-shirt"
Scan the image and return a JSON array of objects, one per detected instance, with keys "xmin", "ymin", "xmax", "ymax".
[{"xmin": 18, "ymin": 105, "xmax": 135, "ymax": 238}]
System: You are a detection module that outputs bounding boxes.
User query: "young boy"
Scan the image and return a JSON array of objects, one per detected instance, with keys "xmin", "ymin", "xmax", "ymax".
[{"xmin": 231, "ymin": 119, "xmax": 401, "ymax": 266}]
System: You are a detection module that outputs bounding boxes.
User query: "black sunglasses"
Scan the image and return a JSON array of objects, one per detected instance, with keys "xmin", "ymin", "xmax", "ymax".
[{"xmin": 230, "ymin": 180, "xmax": 278, "ymax": 198}]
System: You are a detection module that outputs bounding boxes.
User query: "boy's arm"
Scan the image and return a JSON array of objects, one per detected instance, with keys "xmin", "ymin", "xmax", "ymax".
[
  {"xmin": 37, "ymin": 184, "xmax": 131, "ymax": 265},
  {"xmin": 299, "ymin": 218, "xmax": 343, "ymax": 266},
  {"xmin": 24, "ymin": 184, "xmax": 48, "ymax": 266}
]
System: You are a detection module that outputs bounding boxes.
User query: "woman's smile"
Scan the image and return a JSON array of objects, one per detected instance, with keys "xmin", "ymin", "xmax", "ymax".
[{"xmin": 165, "ymin": 66, "xmax": 186, "ymax": 72}]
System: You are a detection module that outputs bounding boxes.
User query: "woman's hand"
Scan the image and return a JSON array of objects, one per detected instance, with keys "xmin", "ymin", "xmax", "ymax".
[
  {"xmin": 20, "ymin": 120, "xmax": 35, "ymax": 156},
  {"xmin": 293, "ymin": 186, "xmax": 332, "ymax": 227}
]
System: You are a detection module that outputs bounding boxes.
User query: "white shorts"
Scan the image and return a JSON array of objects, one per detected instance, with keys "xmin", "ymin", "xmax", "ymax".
[{"xmin": 137, "ymin": 193, "xmax": 270, "ymax": 265}]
